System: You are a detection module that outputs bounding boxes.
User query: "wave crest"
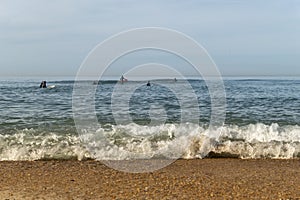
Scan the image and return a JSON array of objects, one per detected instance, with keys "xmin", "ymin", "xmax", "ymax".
[{"xmin": 0, "ymin": 123, "xmax": 299, "ymax": 161}]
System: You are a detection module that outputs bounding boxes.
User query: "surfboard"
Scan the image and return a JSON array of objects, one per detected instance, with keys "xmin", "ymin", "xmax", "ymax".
[{"xmin": 48, "ymin": 85, "xmax": 56, "ymax": 89}]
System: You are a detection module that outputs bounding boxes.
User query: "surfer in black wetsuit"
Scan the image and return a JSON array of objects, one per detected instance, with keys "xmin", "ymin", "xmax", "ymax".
[
  {"xmin": 146, "ymin": 81, "xmax": 151, "ymax": 86},
  {"xmin": 40, "ymin": 81, "xmax": 47, "ymax": 88}
]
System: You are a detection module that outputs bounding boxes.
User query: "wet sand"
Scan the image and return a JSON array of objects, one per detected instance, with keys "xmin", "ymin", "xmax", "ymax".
[{"xmin": 0, "ymin": 159, "xmax": 299, "ymax": 199}]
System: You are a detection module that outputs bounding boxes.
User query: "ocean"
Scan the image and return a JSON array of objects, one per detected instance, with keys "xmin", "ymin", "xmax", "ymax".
[{"xmin": 0, "ymin": 77, "xmax": 299, "ymax": 161}]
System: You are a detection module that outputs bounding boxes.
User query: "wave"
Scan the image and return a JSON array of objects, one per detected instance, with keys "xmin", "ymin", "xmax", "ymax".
[
  {"xmin": 0, "ymin": 123, "xmax": 299, "ymax": 161},
  {"xmin": 210, "ymin": 123, "xmax": 300, "ymax": 159},
  {"xmin": 0, "ymin": 129, "xmax": 89, "ymax": 161}
]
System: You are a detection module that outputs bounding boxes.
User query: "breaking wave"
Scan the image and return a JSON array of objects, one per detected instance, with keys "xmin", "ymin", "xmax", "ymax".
[{"xmin": 0, "ymin": 123, "xmax": 299, "ymax": 161}]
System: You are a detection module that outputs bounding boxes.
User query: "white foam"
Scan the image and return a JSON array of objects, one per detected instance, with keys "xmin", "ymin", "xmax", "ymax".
[
  {"xmin": 213, "ymin": 123, "xmax": 300, "ymax": 158},
  {"xmin": 0, "ymin": 123, "xmax": 299, "ymax": 161},
  {"xmin": 0, "ymin": 129, "xmax": 90, "ymax": 161}
]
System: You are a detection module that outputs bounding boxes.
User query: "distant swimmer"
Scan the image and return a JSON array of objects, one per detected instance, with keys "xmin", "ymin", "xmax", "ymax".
[
  {"xmin": 40, "ymin": 81, "xmax": 47, "ymax": 88},
  {"xmin": 146, "ymin": 81, "xmax": 151, "ymax": 86},
  {"xmin": 174, "ymin": 78, "xmax": 177, "ymax": 82}
]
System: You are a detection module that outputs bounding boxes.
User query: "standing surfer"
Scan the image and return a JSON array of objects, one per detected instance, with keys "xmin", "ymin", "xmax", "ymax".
[{"xmin": 120, "ymin": 75, "xmax": 127, "ymax": 84}]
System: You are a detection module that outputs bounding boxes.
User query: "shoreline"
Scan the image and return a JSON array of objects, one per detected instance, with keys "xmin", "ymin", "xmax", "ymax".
[{"xmin": 0, "ymin": 159, "xmax": 299, "ymax": 199}]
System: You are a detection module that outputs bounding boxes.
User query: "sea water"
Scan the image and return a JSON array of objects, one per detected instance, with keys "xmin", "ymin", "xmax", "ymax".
[{"xmin": 0, "ymin": 77, "xmax": 299, "ymax": 160}]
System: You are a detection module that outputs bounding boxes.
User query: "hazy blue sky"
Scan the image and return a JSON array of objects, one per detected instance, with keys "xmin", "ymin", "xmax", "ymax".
[{"xmin": 0, "ymin": 0, "xmax": 300, "ymax": 78}]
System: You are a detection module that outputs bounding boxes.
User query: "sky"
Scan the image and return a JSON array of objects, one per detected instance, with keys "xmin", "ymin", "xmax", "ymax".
[{"xmin": 0, "ymin": 0, "xmax": 300, "ymax": 78}]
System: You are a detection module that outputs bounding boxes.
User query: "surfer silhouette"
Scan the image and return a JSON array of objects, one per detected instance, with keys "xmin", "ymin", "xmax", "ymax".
[
  {"xmin": 120, "ymin": 75, "xmax": 127, "ymax": 84},
  {"xmin": 40, "ymin": 81, "xmax": 47, "ymax": 88},
  {"xmin": 146, "ymin": 81, "xmax": 151, "ymax": 86}
]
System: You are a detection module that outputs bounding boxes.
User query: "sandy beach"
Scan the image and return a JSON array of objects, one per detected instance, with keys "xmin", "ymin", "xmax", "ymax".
[{"xmin": 0, "ymin": 159, "xmax": 299, "ymax": 199}]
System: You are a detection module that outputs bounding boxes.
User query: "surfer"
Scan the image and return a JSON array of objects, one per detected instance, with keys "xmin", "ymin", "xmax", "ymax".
[
  {"xmin": 120, "ymin": 75, "xmax": 127, "ymax": 84},
  {"xmin": 39, "ymin": 81, "xmax": 55, "ymax": 89},
  {"xmin": 40, "ymin": 81, "xmax": 47, "ymax": 88},
  {"xmin": 146, "ymin": 81, "xmax": 151, "ymax": 86}
]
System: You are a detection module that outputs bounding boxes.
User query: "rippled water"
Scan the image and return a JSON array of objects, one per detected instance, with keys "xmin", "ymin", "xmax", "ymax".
[{"xmin": 0, "ymin": 77, "xmax": 299, "ymax": 160}]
